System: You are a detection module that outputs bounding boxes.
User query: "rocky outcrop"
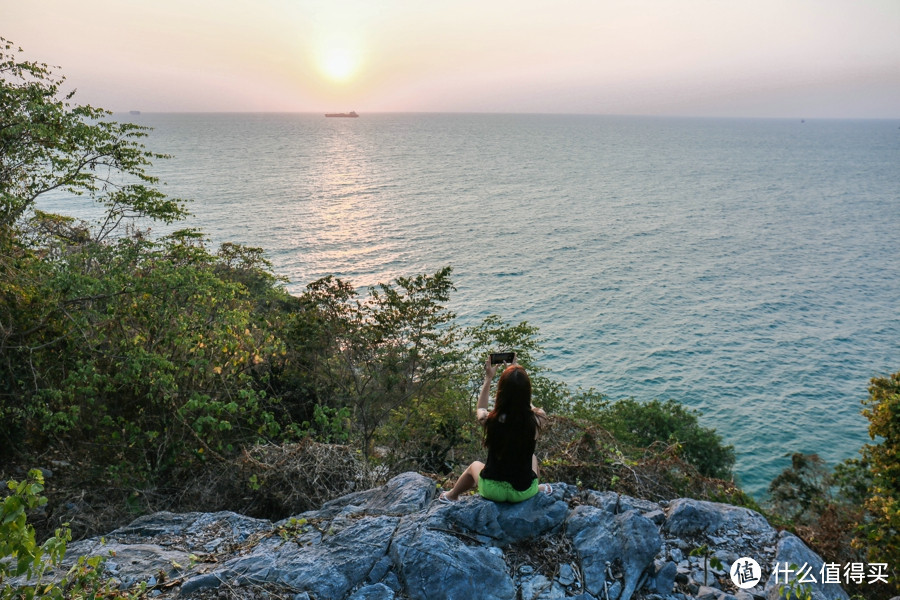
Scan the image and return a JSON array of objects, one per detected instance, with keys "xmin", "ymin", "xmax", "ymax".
[{"xmin": 45, "ymin": 472, "xmax": 849, "ymax": 600}]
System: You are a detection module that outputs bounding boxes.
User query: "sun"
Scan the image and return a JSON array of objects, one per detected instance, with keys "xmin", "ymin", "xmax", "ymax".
[{"xmin": 316, "ymin": 41, "xmax": 362, "ymax": 84}]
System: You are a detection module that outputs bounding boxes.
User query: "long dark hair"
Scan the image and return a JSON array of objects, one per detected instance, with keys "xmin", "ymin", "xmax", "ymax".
[{"xmin": 483, "ymin": 365, "xmax": 538, "ymax": 457}]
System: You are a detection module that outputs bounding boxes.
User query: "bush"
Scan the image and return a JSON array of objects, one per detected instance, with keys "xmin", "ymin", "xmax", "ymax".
[
  {"xmin": 0, "ymin": 470, "xmax": 118, "ymax": 599},
  {"xmin": 768, "ymin": 452, "xmax": 831, "ymax": 523},
  {"xmin": 175, "ymin": 441, "xmax": 377, "ymax": 520},
  {"xmin": 2, "ymin": 38, "xmax": 295, "ymax": 481},
  {"xmin": 587, "ymin": 398, "xmax": 735, "ymax": 479},
  {"xmin": 539, "ymin": 415, "xmax": 743, "ymax": 502},
  {"xmin": 762, "ymin": 372, "xmax": 900, "ymax": 600},
  {"xmin": 859, "ymin": 370, "xmax": 900, "ymax": 595},
  {"xmin": 5, "ymin": 228, "xmax": 292, "ymax": 483}
]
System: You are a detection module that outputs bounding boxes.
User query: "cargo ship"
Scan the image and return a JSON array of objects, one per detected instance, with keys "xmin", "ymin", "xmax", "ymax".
[{"xmin": 325, "ymin": 111, "xmax": 358, "ymax": 118}]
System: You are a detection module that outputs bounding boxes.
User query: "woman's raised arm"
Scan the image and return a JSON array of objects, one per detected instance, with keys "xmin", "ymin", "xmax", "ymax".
[{"xmin": 477, "ymin": 357, "xmax": 500, "ymax": 423}]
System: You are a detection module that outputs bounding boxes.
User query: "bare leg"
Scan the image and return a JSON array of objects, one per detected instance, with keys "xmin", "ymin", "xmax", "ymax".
[
  {"xmin": 443, "ymin": 461, "xmax": 485, "ymax": 501},
  {"xmin": 533, "ymin": 455, "xmax": 551, "ymax": 494}
]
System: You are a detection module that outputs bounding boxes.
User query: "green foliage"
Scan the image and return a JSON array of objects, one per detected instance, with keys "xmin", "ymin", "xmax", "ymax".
[
  {"xmin": 375, "ymin": 308, "xmax": 598, "ymax": 474},
  {"xmin": 761, "ymin": 372, "xmax": 899, "ymax": 600},
  {"xmin": 379, "ymin": 384, "xmax": 476, "ymax": 474},
  {"xmin": 859, "ymin": 370, "xmax": 900, "ymax": 593},
  {"xmin": 0, "ymin": 39, "xmax": 300, "ymax": 480},
  {"xmin": 1, "ymin": 470, "xmax": 62, "ymax": 587},
  {"xmin": 4, "ymin": 226, "xmax": 291, "ymax": 480},
  {"xmin": 0, "ymin": 37, "xmax": 186, "ymax": 233},
  {"xmin": 777, "ymin": 565, "xmax": 814, "ymax": 600},
  {"xmin": 589, "ymin": 398, "xmax": 735, "ymax": 479},
  {"xmin": 831, "ymin": 456, "xmax": 871, "ymax": 507},
  {"xmin": 1, "ymin": 36, "xmax": 193, "ymax": 468},
  {"xmin": 0, "ymin": 470, "xmax": 123, "ymax": 600},
  {"xmin": 768, "ymin": 453, "xmax": 831, "ymax": 523},
  {"xmin": 301, "ymin": 404, "xmax": 351, "ymax": 444},
  {"xmin": 277, "ymin": 517, "xmax": 310, "ymax": 542},
  {"xmin": 462, "ymin": 314, "xmax": 543, "ymax": 388},
  {"xmin": 290, "ymin": 267, "xmax": 463, "ymax": 456}
]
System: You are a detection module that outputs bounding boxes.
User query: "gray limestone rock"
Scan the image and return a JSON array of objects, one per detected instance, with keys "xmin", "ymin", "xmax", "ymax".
[
  {"xmin": 25, "ymin": 471, "xmax": 855, "ymax": 600},
  {"xmin": 653, "ymin": 561, "xmax": 678, "ymax": 594},
  {"xmin": 348, "ymin": 583, "xmax": 395, "ymax": 600},
  {"xmin": 582, "ymin": 490, "xmax": 661, "ymax": 515},
  {"xmin": 389, "ymin": 517, "xmax": 516, "ymax": 600},
  {"xmin": 696, "ymin": 586, "xmax": 728, "ymax": 600},
  {"xmin": 764, "ymin": 531, "xmax": 850, "ymax": 600},
  {"xmin": 107, "ymin": 510, "xmax": 273, "ymax": 548},
  {"xmin": 63, "ymin": 540, "xmax": 193, "ymax": 590},
  {"xmin": 296, "ymin": 471, "xmax": 435, "ymax": 519},
  {"xmin": 566, "ymin": 506, "xmax": 662, "ymax": 600},
  {"xmin": 520, "ymin": 573, "xmax": 553, "ymax": 600},
  {"xmin": 439, "ymin": 489, "xmax": 569, "ymax": 546},
  {"xmin": 222, "ymin": 514, "xmax": 399, "ymax": 599},
  {"xmin": 664, "ymin": 499, "xmax": 773, "ymax": 539},
  {"xmin": 557, "ymin": 563, "xmax": 576, "ymax": 586},
  {"xmin": 179, "ymin": 573, "xmax": 223, "ymax": 597}
]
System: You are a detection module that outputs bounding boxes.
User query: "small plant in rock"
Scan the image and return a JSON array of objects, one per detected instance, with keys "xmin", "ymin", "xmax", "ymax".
[
  {"xmin": 277, "ymin": 517, "xmax": 310, "ymax": 543},
  {"xmin": 689, "ymin": 544, "xmax": 723, "ymax": 587},
  {"xmin": 777, "ymin": 568, "xmax": 814, "ymax": 600},
  {"xmin": 0, "ymin": 470, "xmax": 128, "ymax": 599}
]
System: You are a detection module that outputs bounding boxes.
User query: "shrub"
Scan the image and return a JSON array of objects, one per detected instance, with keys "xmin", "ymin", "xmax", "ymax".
[
  {"xmin": 0, "ymin": 470, "xmax": 119, "ymax": 599},
  {"xmin": 768, "ymin": 452, "xmax": 832, "ymax": 523},
  {"xmin": 588, "ymin": 398, "xmax": 735, "ymax": 479},
  {"xmin": 859, "ymin": 370, "xmax": 900, "ymax": 594}
]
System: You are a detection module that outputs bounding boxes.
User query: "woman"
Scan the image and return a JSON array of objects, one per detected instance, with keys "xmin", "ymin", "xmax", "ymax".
[{"xmin": 440, "ymin": 357, "xmax": 551, "ymax": 503}]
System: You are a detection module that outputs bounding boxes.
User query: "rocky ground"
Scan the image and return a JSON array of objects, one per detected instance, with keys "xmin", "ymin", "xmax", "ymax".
[{"xmin": 31, "ymin": 472, "xmax": 851, "ymax": 600}]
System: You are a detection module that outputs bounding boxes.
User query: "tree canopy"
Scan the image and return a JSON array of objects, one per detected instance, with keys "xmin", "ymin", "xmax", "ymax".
[{"xmin": 0, "ymin": 37, "xmax": 186, "ymax": 235}]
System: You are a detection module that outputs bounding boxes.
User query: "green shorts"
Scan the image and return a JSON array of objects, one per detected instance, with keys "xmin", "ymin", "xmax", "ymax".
[{"xmin": 478, "ymin": 477, "xmax": 539, "ymax": 503}]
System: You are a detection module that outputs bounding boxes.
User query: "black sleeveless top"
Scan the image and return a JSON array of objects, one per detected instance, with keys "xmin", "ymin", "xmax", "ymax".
[{"xmin": 480, "ymin": 418, "xmax": 538, "ymax": 491}]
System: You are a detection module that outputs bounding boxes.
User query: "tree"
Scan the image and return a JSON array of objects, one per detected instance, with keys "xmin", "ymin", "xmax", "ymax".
[
  {"xmin": 295, "ymin": 267, "xmax": 462, "ymax": 456},
  {"xmin": 859, "ymin": 370, "xmax": 900, "ymax": 594},
  {"xmin": 0, "ymin": 40, "xmax": 289, "ymax": 480},
  {"xmin": 768, "ymin": 452, "xmax": 831, "ymax": 523},
  {"xmin": 0, "ymin": 37, "xmax": 185, "ymax": 235},
  {"xmin": 1, "ymin": 38, "xmax": 182, "ymax": 459}
]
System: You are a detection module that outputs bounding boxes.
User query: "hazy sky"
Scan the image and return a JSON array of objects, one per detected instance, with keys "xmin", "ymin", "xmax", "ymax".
[{"xmin": 3, "ymin": 0, "xmax": 899, "ymax": 117}]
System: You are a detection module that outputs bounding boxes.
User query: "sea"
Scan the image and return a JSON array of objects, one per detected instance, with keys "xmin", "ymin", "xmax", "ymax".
[{"xmin": 38, "ymin": 113, "xmax": 900, "ymax": 498}]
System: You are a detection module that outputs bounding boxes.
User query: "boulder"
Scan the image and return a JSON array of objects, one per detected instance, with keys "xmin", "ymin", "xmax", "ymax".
[
  {"xmin": 389, "ymin": 517, "xmax": 516, "ymax": 600},
  {"xmin": 219, "ymin": 514, "xmax": 399, "ymax": 599},
  {"xmin": 439, "ymin": 489, "xmax": 569, "ymax": 546},
  {"xmin": 566, "ymin": 506, "xmax": 662, "ymax": 600},
  {"xmin": 307, "ymin": 471, "xmax": 436, "ymax": 518},
  {"xmin": 763, "ymin": 531, "xmax": 850, "ymax": 600},
  {"xmin": 664, "ymin": 499, "xmax": 773, "ymax": 539}
]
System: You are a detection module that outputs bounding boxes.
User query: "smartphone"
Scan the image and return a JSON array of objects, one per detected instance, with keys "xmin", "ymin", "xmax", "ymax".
[{"xmin": 490, "ymin": 352, "xmax": 516, "ymax": 365}]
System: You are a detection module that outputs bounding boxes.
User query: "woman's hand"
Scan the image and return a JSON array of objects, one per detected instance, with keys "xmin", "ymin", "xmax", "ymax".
[
  {"xmin": 477, "ymin": 357, "xmax": 499, "ymax": 411},
  {"xmin": 484, "ymin": 357, "xmax": 501, "ymax": 380}
]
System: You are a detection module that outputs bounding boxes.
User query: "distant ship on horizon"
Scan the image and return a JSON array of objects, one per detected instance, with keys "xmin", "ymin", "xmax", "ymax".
[{"xmin": 325, "ymin": 111, "xmax": 358, "ymax": 118}]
